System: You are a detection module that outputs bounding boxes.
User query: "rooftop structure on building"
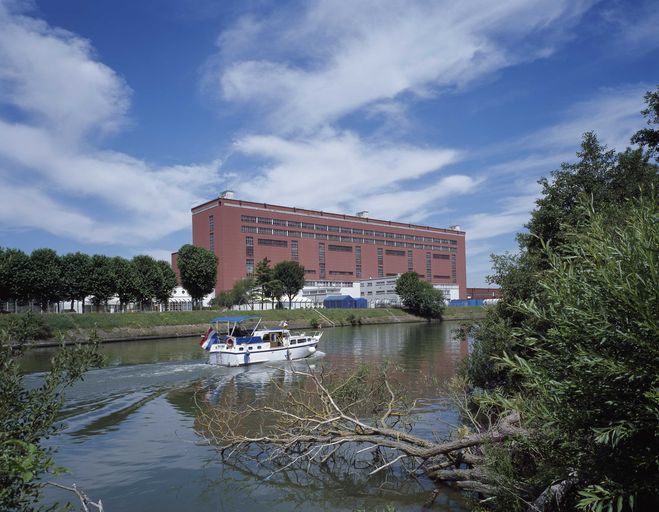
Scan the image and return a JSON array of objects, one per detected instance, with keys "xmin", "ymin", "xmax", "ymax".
[{"xmin": 173, "ymin": 196, "xmax": 467, "ymax": 298}]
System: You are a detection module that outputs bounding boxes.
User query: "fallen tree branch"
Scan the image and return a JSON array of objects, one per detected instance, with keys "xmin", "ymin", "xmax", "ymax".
[
  {"xmin": 195, "ymin": 364, "xmax": 529, "ymax": 500},
  {"xmin": 46, "ymin": 482, "xmax": 104, "ymax": 512},
  {"xmin": 526, "ymin": 476, "xmax": 579, "ymax": 512}
]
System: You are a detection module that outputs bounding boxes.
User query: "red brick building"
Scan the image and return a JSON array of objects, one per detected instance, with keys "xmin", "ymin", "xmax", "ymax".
[{"xmin": 174, "ymin": 195, "xmax": 467, "ymax": 298}]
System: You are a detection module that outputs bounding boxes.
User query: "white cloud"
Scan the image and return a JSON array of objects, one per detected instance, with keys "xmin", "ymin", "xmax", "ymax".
[
  {"xmin": 519, "ymin": 84, "xmax": 649, "ymax": 153},
  {"xmin": 0, "ymin": 3, "xmax": 223, "ymax": 246},
  {"xmin": 213, "ymin": 0, "xmax": 595, "ymax": 132},
  {"xmin": 462, "ymin": 192, "xmax": 537, "ymax": 242},
  {"xmin": 227, "ymin": 130, "xmax": 478, "ymax": 221},
  {"xmin": 0, "ymin": 2, "xmax": 130, "ymax": 140}
]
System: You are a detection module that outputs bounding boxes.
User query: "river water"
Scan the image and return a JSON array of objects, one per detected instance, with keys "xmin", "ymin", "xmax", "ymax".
[{"xmin": 22, "ymin": 321, "xmax": 471, "ymax": 511}]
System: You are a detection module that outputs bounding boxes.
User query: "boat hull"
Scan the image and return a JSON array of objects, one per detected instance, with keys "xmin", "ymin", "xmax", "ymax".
[{"xmin": 209, "ymin": 340, "xmax": 319, "ymax": 367}]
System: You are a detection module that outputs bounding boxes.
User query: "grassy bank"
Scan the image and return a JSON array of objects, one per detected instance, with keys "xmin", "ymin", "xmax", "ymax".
[{"xmin": 1, "ymin": 306, "xmax": 486, "ymax": 343}]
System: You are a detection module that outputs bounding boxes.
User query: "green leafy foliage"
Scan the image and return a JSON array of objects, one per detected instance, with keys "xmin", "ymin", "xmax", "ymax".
[
  {"xmin": 155, "ymin": 260, "xmax": 178, "ymax": 308},
  {"xmin": 394, "ymin": 271, "xmax": 444, "ymax": 320},
  {"xmin": 630, "ymin": 85, "xmax": 659, "ymax": 157},
  {"xmin": 177, "ymin": 244, "xmax": 218, "ymax": 309},
  {"xmin": 0, "ymin": 321, "xmax": 104, "ymax": 510},
  {"xmin": 112, "ymin": 256, "xmax": 140, "ymax": 311},
  {"xmin": 503, "ymin": 197, "xmax": 658, "ymax": 509},
  {"xmin": 464, "ymin": 89, "xmax": 659, "ymax": 510},
  {"xmin": 132, "ymin": 255, "xmax": 162, "ymax": 309},
  {"xmin": 273, "ymin": 260, "xmax": 305, "ymax": 308},
  {"xmin": 0, "ymin": 248, "xmax": 30, "ymax": 307},
  {"xmin": 88, "ymin": 254, "xmax": 116, "ymax": 312},
  {"xmin": 28, "ymin": 249, "xmax": 62, "ymax": 312},
  {"xmin": 60, "ymin": 252, "xmax": 92, "ymax": 310}
]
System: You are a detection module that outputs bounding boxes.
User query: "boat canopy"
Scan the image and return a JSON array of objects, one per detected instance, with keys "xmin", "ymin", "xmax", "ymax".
[{"xmin": 211, "ymin": 316, "xmax": 258, "ymax": 323}]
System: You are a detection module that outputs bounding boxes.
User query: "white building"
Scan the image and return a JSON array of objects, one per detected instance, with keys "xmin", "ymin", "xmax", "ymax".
[
  {"xmin": 55, "ymin": 286, "xmax": 215, "ymax": 313},
  {"xmin": 359, "ymin": 275, "xmax": 459, "ymax": 308}
]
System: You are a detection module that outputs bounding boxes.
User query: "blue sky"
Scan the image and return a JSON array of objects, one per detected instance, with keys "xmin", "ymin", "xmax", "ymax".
[{"xmin": 0, "ymin": 0, "xmax": 657, "ymax": 287}]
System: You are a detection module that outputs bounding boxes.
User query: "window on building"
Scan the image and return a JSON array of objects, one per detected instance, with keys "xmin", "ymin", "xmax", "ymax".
[
  {"xmin": 328, "ymin": 225, "xmax": 340, "ymax": 232},
  {"xmin": 246, "ymin": 259, "xmax": 254, "ymax": 275},
  {"xmin": 433, "ymin": 253, "xmax": 450, "ymax": 260},
  {"xmin": 385, "ymin": 249, "xmax": 405, "ymax": 256},
  {"xmin": 377, "ymin": 248, "xmax": 383, "ymax": 277},
  {"xmin": 287, "ymin": 220, "xmax": 301, "ymax": 228},
  {"xmin": 257, "ymin": 217, "xmax": 273, "ymax": 224},
  {"xmin": 241, "ymin": 215, "xmax": 256, "ymax": 223},
  {"xmin": 209, "ymin": 215, "xmax": 214, "ymax": 232},
  {"xmin": 319, "ymin": 242, "xmax": 326, "ymax": 279},
  {"xmin": 329, "ymin": 270, "xmax": 353, "ymax": 275},
  {"xmin": 209, "ymin": 233, "xmax": 215, "ymax": 251},
  {"xmin": 241, "ymin": 225, "xmax": 257, "ymax": 233},
  {"xmin": 451, "ymin": 254, "xmax": 457, "ymax": 283},
  {"xmin": 291, "ymin": 240, "xmax": 299, "ymax": 261},
  {"xmin": 328, "ymin": 244, "xmax": 352, "ymax": 252},
  {"xmin": 426, "ymin": 252, "xmax": 432, "ymax": 281},
  {"xmin": 258, "ymin": 239, "xmax": 288, "ymax": 247},
  {"xmin": 407, "ymin": 250, "xmax": 413, "ymax": 272},
  {"xmin": 355, "ymin": 246, "xmax": 362, "ymax": 279}
]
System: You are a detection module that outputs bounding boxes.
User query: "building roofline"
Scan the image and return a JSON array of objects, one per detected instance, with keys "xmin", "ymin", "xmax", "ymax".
[{"xmin": 191, "ymin": 197, "xmax": 465, "ymax": 235}]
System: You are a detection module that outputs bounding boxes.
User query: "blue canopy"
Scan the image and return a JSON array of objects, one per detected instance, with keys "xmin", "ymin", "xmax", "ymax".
[{"xmin": 210, "ymin": 316, "xmax": 258, "ymax": 323}]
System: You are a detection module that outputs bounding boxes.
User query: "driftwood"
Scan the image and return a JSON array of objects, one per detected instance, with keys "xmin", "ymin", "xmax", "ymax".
[
  {"xmin": 195, "ymin": 364, "xmax": 529, "ymax": 503},
  {"xmin": 526, "ymin": 476, "xmax": 579, "ymax": 512},
  {"xmin": 46, "ymin": 482, "xmax": 104, "ymax": 512}
]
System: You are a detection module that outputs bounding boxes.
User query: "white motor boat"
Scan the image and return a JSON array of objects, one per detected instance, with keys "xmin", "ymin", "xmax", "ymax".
[{"xmin": 200, "ymin": 316, "xmax": 323, "ymax": 367}]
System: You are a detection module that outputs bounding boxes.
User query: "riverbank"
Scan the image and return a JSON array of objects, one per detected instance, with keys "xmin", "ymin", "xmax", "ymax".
[{"xmin": 2, "ymin": 307, "xmax": 485, "ymax": 346}]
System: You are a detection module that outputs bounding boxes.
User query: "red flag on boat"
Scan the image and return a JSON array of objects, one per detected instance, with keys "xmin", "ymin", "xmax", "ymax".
[{"xmin": 199, "ymin": 326, "xmax": 213, "ymax": 346}]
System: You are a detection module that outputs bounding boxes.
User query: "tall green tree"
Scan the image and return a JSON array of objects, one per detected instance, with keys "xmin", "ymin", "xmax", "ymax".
[
  {"xmin": 394, "ymin": 271, "xmax": 444, "ymax": 319},
  {"xmin": 263, "ymin": 279, "xmax": 284, "ymax": 309},
  {"xmin": 469, "ymin": 131, "xmax": 659, "ymax": 389},
  {"xmin": 155, "ymin": 260, "xmax": 177, "ymax": 310},
  {"xmin": 463, "ymin": 88, "xmax": 659, "ymax": 510},
  {"xmin": 132, "ymin": 255, "xmax": 162, "ymax": 311},
  {"xmin": 1, "ymin": 249, "xmax": 30, "ymax": 311},
  {"xmin": 523, "ymin": 132, "xmax": 658, "ymax": 256},
  {"xmin": 88, "ymin": 255, "xmax": 115, "ymax": 312},
  {"xmin": 112, "ymin": 257, "xmax": 139, "ymax": 312},
  {"xmin": 229, "ymin": 276, "xmax": 258, "ymax": 308},
  {"xmin": 273, "ymin": 260, "xmax": 305, "ymax": 309},
  {"xmin": 496, "ymin": 196, "xmax": 658, "ymax": 510},
  {"xmin": 177, "ymin": 244, "xmax": 218, "ymax": 310},
  {"xmin": 60, "ymin": 252, "xmax": 92, "ymax": 312},
  {"xmin": 254, "ymin": 258, "xmax": 273, "ymax": 310},
  {"xmin": 28, "ymin": 249, "xmax": 62, "ymax": 312},
  {"xmin": 631, "ymin": 85, "xmax": 659, "ymax": 157}
]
